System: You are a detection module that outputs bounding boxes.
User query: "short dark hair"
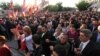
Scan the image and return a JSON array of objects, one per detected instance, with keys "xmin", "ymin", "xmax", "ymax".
[
  {"xmin": 80, "ymin": 29, "xmax": 92, "ymax": 38},
  {"xmin": 42, "ymin": 25, "xmax": 47, "ymax": 29},
  {"xmin": 92, "ymin": 17, "xmax": 98, "ymax": 21},
  {"xmin": 32, "ymin": 34, "xmax": 41, "ymax": 44},
  {"xmin": 54, "ymin": 45, "xmax": 67, "ymax": 56}
]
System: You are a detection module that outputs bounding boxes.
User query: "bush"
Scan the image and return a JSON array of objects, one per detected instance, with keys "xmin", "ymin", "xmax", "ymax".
[{"xmin": 76, "ymin": 1, "xmax": 90, "ymax": 11}]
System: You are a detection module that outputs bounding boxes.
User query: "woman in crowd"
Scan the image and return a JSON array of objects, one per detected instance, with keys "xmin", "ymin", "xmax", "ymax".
[
  {"xmin": 20, "ymin": 25, "xmax": 33, "ymax": 56},
  {"xmin": 67, "ymin": 24, "xmax": 79, "ymax": 42},
  {"xmin": 0, "ymin": 35, "xmax": 12, "ymax": 56}
]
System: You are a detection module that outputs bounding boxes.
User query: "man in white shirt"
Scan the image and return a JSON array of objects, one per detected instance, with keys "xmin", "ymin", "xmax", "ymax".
[
  {"xmin": 74, "ymin": 29, "xmax": 100, "ymax": 56},
  {"xmin": 79, "ymin": 40, "xmax": 90, "ymax": 52}
]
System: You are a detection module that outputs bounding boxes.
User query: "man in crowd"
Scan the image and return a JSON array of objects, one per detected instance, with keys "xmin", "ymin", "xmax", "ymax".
[
  {"xmin": 41, "ymin": 25, "xmax": 53, "ymax": 56},
  {"xmin": 32, "ymin": 34, "xmax": 43, "ymax": 56},
  {"xmin": 92, "ymin": 25, "xmax": 100, "ymax": 46},
  {"xmin": 74, "ymin": 29, "xmax": 100, "ymax": 56}
]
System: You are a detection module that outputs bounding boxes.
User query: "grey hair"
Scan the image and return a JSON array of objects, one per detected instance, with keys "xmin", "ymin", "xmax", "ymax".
[{"xmin": 80, "ymin": 29, "xmax": 92, "ymax": 38}]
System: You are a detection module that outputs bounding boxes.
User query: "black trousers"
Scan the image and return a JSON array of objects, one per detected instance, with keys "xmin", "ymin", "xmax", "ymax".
[{"xmin": 17, "ymin": 39, "xmax": 21, "ymax": 49}]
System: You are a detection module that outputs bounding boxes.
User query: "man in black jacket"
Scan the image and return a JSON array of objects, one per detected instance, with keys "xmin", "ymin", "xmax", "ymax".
[
  {"xmin": 74, "ymin": 29, "xmax": 100, "ymax": 56},
  {"xmin": 91, "ymin": 26, "xmax": 100, "ymax": 46},
  {"xmin": 32, "ymin": 34, "xmax": 43, "ymax": 56},
  {"xmin": 41, "ymin": 25, "xmax": 53, "ymax": 56},
  {"xmin": 0, "ymin": 19, "xmax": 7, "ymax": 38}
]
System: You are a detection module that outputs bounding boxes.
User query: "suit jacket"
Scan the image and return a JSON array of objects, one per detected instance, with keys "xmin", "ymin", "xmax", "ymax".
[
  {"xmin": 41, "ymin": 31, "xmax": 53, "ymax": 56},
  {"xmin": 32, "ymin": 46, "xmax": 43, "ymax": 56},
  {"xmin": 0, "ymin": 25, "xmax": 6, "ymax": 36},
  {"xmin": 88, "ymin": 24, "xmax": 97, "ymax": 32},
  {"xmin": 81, "ymin": 41, "xmax": 100, "ymax": 56},
  {"xmin": 91, "ymin": 30, "xmax": 98, "ymax": 42},
  {"xmin": 41, "ymin": 31, "xmax": 56, "ymax": 46}
]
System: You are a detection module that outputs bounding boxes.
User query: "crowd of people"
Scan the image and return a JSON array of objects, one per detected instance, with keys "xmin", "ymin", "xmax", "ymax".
[{"xmin": 0, "ymin": 11, "xmax": 100, "ymax": 56}]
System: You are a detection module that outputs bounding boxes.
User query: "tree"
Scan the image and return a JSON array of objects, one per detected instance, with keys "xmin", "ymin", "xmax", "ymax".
[
  {"xmin": 76, "ymin": 1, "xmax": 90, "ymax": 11},
  {"xmin": 0, "ymin": 3, "xmax": 10, "ymax": 10},
  {"xmin": 43, "ymin": 5, "xmax": 59, "ymax": 12},
  {"xmin": 0, "ymin": 2, "xmax": 22, "ymax": 11},
  {"xmin": 43, "ymin": 2, "xmax": 76, "ymax": 12},
  {"xmin": 43, "ymin": 2, "xmax": 63, "ymax": 12},
  {"xmin": 56, "ymin": 2, "xmax": 63, "ymax": 11},
  {"xmin": 49, "ymin": 5, "xmax": 59, "ymax": 12}
]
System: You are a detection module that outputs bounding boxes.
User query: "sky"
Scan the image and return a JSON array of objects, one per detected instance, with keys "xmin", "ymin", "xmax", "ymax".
[{"xmin": 0, "ymin": 0, "xmax": 80, "ymax": 7}]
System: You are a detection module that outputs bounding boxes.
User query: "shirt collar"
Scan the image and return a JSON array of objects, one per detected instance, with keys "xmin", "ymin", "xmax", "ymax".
[{"xmin": 81, "ymin": 40, "xmax": 90, "ymax": 45}]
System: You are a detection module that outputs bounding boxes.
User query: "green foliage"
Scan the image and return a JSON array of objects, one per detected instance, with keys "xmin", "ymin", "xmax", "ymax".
[
  {"xmin": 43, "ymin": 2, "xmax": 75, "ymax": 12},
  {"xmin": 48, "ymin": 5, "xmax": 59, "ymax": 12},
  {"xmin": 56, "ymin": 2, "xmax": 63, "ymax": 11},
  {"xmin": 0, "ymin": 2, "xmax": 21, "ymax": 11},
  {"xmin": 44, "ymin": 2, "xmax": 63, "ymax": 12},
  {"xmin": 76, "ymin": 1, "xmax": 90, "ymax": 11},
  {"xmin": 0, "ymin": 3, "xmax": 10, "ymax": 10}
]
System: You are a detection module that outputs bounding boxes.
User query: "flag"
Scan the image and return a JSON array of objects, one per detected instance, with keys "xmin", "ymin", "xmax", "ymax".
[
  {"xmin": 22, "ymin": 0, "xmax": 26, "ymax": 12},
  {"xmin": 23, "ymin": 0, "xmax": 26, "ymax": 7},
  {"xmin": 10, "ymin": 0, "xmax": 14, "ymax": 9},
  {"xmin": 40, "ymin": 0, "xmax": 49, "ymax": 9}
]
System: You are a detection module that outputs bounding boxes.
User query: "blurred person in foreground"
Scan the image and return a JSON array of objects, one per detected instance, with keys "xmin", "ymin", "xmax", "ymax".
[
  {"xmin": 52, "ymin": 45, "xmax": 67, "ymax": 56},
  {"xmin": 19, "ymin": 26, "xmax": 33, "ymax": 56},
  {"xmin": 32, "ymin": 34, "xmax": 43, "ymax": 56},
  {"xmin": 0, "ymin": 35, "xmax": 12, "ymax": 56},
  {"xmin": 74, "ymin": 29, "xmax": 100, "ymax": 56},
  {"xmin": 88, "ymin": 17, "xmax": 98, "ymax": 33},
  {"xmin": 51, "ymin": 33, "xmax": 71, "ymax": 56},
  {"xmin": 91, "ymin": 25, "xmax": 100, "ymax": 46},
  {"xmin": 41, "ymin": 25, "xmax": 55, "ymax": 56}
]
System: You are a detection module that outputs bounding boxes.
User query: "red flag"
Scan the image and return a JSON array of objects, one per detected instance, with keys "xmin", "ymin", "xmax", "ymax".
[
  {"xmin": 22, "ymin": 0, "xmax": 27, "ymax": 12},
  {"xmin": 10, "ymin": 0, "xmax": 14, "ymax": 9},
  {"xmin": 40, "ymin": 0, "xmax": 49, "ymax": 8},
  {"xmin": 23, "ymin": 0, "xmax": 26, "ymax": 8}
]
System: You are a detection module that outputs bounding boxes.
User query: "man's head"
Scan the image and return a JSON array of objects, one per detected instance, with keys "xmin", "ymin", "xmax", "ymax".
[
  {"xmin": 32, "ymin": 34, "xmax": 41, "ymax": 45},
  {"xmin": 42, "ymin": 25, "xmax": 48, "ymax": 33},
  {"xmin": 53, "ymin": 45, "xmax": 67, "ymax": 56},
  {"xmin": 23, "ymin": 25, "xmax": 32, "ymax": 35},
  {"xmin": 47, "ymin": 22, "xmax": 53, "ymax": 29},
  {"xmin": 59, "ymin": 33, "xmax": 68, "ymax": 44},
  {"xmin": 91, "ymin": 17, "xmax": 98, "ymax": 26},
  {"xmin": 79, "ymin": 29, "xmax": 92, "ymax": 42},
  {"xmin": 37, "ymin": 25, "xmax": 42, "ymax": 33}
]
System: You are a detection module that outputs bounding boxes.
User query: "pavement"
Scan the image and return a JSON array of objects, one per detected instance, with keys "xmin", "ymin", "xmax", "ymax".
[{"xmin": 6, "ymin": 39, "xmax": 25, "ymax": 56}]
